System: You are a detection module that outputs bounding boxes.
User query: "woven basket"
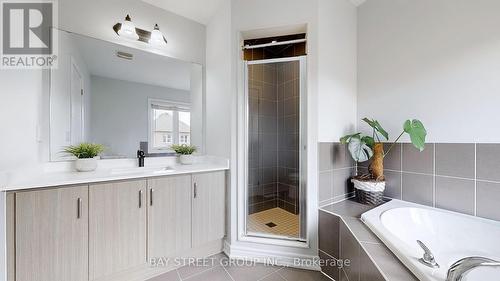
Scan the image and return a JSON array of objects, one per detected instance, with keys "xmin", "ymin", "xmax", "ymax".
[{"xmin": 351, "ymin": 178, "xmax": 385, "ymax": 205}]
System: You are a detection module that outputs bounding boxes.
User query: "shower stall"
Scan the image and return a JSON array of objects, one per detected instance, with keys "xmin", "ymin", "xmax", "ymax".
[{"xmin": 244, "ymin": 56, "xmax": 307, "ymax": 241}]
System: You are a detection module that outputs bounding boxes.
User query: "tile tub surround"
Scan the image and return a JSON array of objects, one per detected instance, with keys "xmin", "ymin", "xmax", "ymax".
[
  {"xmin": 319, "ymin": 142, "xmax": 500, "ymax": 222},
  {"xmin": 318, "ymin": 143, "xmax": 356, "ymax": 206},
  {"xmin": 319, "ymin": 200, "xmax": 418, "ymax": 281}
]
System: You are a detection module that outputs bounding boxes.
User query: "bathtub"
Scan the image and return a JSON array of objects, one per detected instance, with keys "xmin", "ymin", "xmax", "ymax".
[{"xmin": 361, "ymin": 200, "xmax": 500, "ymax": 281}]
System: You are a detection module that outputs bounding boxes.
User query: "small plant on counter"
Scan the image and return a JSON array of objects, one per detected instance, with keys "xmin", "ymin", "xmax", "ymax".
[
  {"xmin": 340, "ymin": 118, "xmax": 427, "ymax": 204},
  {"xmin": 62, "ymin": 143, "xmax": 105, "ymax": 172},
  {"xmin": 170, "ymin": 144, "xmax": 197, "ymax": 155},
  {"xmin": 63, "ymin": 143, "xmax": 105, "ymax": 159},
  {"xmin": 171, "ymin": 144, "xmax": 197, "ymax": 165}
]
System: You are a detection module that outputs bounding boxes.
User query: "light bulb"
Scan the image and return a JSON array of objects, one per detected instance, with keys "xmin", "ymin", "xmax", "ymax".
[
  {"xmin": 118, "ymin": 14, "xmax": 139, "ymax": 40},
  {"xmin": 150, "ymin": 24, "xmax": 166, "ymax": 48}
]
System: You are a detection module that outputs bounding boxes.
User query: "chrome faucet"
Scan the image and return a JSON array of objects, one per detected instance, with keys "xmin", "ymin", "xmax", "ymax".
[
  {"xmin": 416, "ymin": 240, "xmax": 439, "ymax": 268},
  {"xmin": 446, "ymin": 256, "xmax": 500, "ymax": 281}
]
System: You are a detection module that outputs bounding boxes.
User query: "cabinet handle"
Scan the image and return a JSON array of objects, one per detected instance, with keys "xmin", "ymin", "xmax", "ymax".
[
  {"xmin": 150, "ymin": 189, "xmax": 154, "ymax": 206},
  {"xmin": 194, "ymin": 182, "xmax": 197, "ymax": 198},
  {"xmin": 77, "ymin": 198, "xmax": 82, "ymax": 219},
  {"xmin": 139, "ymin": 190, "xmax": 143, "ymax": 208}
]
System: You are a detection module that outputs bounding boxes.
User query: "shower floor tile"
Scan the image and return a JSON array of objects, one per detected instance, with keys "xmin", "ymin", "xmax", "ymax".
[{"xmin": 247, "ymin": 207, "xmax": 299, "ymax": 238}]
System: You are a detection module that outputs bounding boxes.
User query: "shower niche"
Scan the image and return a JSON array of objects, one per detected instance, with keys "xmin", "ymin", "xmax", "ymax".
[{"xmin": 244, "ymin": 34, "xmax": 307, "ymax": 241}]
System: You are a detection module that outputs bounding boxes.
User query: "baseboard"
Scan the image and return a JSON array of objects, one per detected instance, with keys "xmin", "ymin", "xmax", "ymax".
[{"xmin": 224, "ymin": 240, "xmax": 321, "ymax": 271}]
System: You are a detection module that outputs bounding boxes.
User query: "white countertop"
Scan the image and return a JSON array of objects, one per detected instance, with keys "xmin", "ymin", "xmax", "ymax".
[{"xmin": 2, "ymin": 157, "xmax": 229, "ymax": 192}]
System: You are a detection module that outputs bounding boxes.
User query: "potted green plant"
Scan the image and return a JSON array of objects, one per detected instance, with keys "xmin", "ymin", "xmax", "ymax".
[
  {"xmin": 340, "ymin": 118, "xmax": 427, "ymax": 205},
  {"xmin": 171, "ymin": 144, "xmax": 197, "ymax": 165},
  {"xmin": 63, "ymin": 143, "xmax": 105, "ymax": 172}
]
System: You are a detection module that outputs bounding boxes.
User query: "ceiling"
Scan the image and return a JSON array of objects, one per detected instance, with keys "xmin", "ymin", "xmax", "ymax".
[
  {"xmin": 70, "ymin": 33, "xmax": 192, "ymax": 91},
  {"xmin": 142, "ymin": 0, "xmax": 366, "ymax": 26},
  {"xmin": 142, "ymin": 0, "xmax": 224, "ymax": 25}
]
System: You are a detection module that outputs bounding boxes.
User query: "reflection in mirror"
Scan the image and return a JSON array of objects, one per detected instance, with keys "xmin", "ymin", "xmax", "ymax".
[{"xmin": 49, "ymin": 29, "xmax": 203, "ymax": 161}]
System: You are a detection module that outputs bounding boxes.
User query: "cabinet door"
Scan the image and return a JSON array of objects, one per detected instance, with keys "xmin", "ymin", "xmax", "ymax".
[
  {"xmin": 192, "ymin": 171, "xmax": 226, "ymax": 247},
  {"xmin": 89, "ymin": 180, "xmax": 147, "ymax": 280},
  {"xmin": 148, "ymin": 175, "xmax": 192, "ymax": 259},
  {"xmin": 15, "ymin": 185, "xmax": 88, "ymax": 281}
]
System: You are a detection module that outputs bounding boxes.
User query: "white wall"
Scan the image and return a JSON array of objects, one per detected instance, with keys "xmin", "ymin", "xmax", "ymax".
[
  {"xmin": 358, "ymin": 0, "xmax": 500, "ymax": 143},
  {"xmin": 89, "ymin": 76, "xmax": 190, "ymax": 158},
  {"xmin": 0, "ymin": 70, "xmax": 45, "ymax": 171},
  {"xmin": 205, "ymin": 0, "xmax": 232, "ymax": 158},
  {"xmin": 317, "ymin": 0, "xmax": 357, "ymax": 141}
]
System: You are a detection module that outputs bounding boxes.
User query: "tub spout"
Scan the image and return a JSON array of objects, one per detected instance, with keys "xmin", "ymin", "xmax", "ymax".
[{"xmin": 446, "ymin": 256, "xmax": 500, "ymax": 281}]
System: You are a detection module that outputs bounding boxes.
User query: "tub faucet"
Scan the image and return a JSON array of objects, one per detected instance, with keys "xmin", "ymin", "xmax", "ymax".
[
  {"xmin": 446, "ymin": 256, "xmax": 500, "ymax": 281},
  {"xmin": 416, "ymin": 240, "xmax": 439, "ymax": 268}
]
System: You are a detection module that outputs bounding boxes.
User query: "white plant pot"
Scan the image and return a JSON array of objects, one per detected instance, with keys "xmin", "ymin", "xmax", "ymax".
[
  {"xmin": 179, "ymin": 154, "xmax": 194, "ymax": 165},
  {"xmin": 75, "ymin": 157, "xmax": 98, "ymax": 172},
  {"xmin": 352, "ymin": 178, "xmax": 386, "ymax": 205},
  {"xmin": 351, "ymin": 179, "xmax": 386, "ymax": 192}
]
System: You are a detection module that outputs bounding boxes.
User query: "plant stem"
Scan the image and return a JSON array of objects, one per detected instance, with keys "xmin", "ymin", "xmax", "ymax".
[
  {"xmin": 384, "ymin": 131, "xmax": 405, "ymax": 158},
  {"xmin": 375, "ymin": 130, "xmax": 381, "ymax": 143}
]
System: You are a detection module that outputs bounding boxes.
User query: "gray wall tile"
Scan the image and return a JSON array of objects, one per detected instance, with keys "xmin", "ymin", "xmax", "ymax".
[
  {"xmin": 319, "ymin": 143, "xmax": 334, "ymax": 171},
  {"xmin": 383, "ymin": 143, "xmax": 402, "ymax": 170},
  {"xmin": 477, "ymin": 144, "xmax": 500, "ymax": 182},
  {"xmin": 360, "ymin": 249, "xmax": 385, "ymax": 281},
  {"xmin": 435, "ymin": 176, "xmax": 475, "ymax": 215},
  {"xmin": 318, "ymin": 251, "xmax": 340, "ymax": 281},
  {"xmin": 333, "ymin": 143, "xmax": 354, "ymax": 169},
  {"xmin": 340, "ymin": 222, "xmax": 360, "ymax": 281},
  {"xmin": 402, "ymin": 143, "xmax": 434, "ymax": 174},
  {"xmin": 402, "ymin": 173, "xmax": 433, "ymax": 206},
  {"xmin": 333, "ymin": 169, "xmax": 354, "ymax": 197},
  {"xmin": 259, "ymin": 99, "xmax": 277, "ymax": 117},
  {"xmin": 319, "ymin": 171, "xmax": 333, "ymax": 202},
  {"xmin": 436, "ymin": 143, "xmax": 475, "ymax": 178},
  {"xmin": 477, "ymin": 181, "xmax": 500, "ymax": 221},
  {"xmin": 384, "ymin": 170, "xmax": 402, "ymax": 199},
  {"xmin": 319, "ymin": 210, "xmax": 340, "ymax": 258}
]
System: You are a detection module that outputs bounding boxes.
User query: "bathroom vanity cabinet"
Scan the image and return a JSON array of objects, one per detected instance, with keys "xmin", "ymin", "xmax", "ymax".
[{"xmin": 6, "ymin": 171, "xmax": 226, "ymax": 281}]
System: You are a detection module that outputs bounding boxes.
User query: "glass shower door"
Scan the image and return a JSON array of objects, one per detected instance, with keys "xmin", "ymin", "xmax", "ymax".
[{"xmin": 245, "ymin": 57, "xmax": 306, "ymax": 241}]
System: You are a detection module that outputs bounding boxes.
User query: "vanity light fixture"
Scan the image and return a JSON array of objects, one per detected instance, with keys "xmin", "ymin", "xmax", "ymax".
[
  {"xmin": 117, "ymin": 15, "xmax": 139, "ymax": 40},
  {"xmin": 113, "ymin": 15, "xmax": 168, "ymax": 47},
  {"xmin": 149, "ymin": 24, "xmax": 166, "ymax": 48}
]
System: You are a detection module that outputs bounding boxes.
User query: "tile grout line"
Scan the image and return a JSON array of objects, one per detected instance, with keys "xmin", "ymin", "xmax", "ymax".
[
  {"xmin": 474, "ymin": 143, "xmax": 477, "ymax": 216},
  {"xmin": 400, "ymin": 143, "xmax": 403, "ymax": 200},
  {"xmin": 175, "ymin": 268, "xmax": 182, "ymax": 281},
  {"xmin": 255, "ymin": 265, "xmax": 285, "ymax": 281},
  {"xmin": 220, "ymin": 264, "xmax": 236, "ymax": 281},
  {"xmin": 433, "ymin": 143, "xmax": 436, "ymax": 207},
  {"xmin": 276, "ymin": 267, "xmax": 290, "ymax": 281}
]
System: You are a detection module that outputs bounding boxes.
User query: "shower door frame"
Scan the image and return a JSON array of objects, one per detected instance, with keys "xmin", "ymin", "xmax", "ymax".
[{"xmin": 242, "ymin": 56, "xmax": 308, "ymax": 244}]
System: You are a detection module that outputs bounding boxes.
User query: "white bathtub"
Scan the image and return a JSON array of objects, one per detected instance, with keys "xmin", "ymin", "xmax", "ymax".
[{"xmin": 361, "ymin": 200, "xmax": 500, "ymax": 281}]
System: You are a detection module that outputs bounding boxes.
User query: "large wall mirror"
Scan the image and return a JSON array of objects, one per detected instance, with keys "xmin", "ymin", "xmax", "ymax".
[{"xmin": 49, "ymin": 29, "xmax": 204, "ymax": 161}]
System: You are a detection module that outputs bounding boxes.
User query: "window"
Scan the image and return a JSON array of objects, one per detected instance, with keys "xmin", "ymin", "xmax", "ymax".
[{"xmin": 148, "ymin": 99, "xmax": 191, "ymax": 153}]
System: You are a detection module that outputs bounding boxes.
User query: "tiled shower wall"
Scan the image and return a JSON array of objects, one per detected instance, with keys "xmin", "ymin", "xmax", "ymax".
[
  {"xmin": 248, "ymin": 63, "xmax": 278, "ymax": 214},
  {"xmin": 277, "ymin": 61, "xmax": 299, "ymax": 214},
  {"xmin": 318, "ymin": 142, "xmax": 500, "ymax": 221},
  {"xmin": 248, "ymin": 62, "xmax": 300, "ymax": 215}
]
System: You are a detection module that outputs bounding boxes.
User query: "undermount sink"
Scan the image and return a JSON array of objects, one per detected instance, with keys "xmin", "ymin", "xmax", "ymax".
[{"xmin": 110, "ymin": 166, "xmax": 176, "ymax": 175}]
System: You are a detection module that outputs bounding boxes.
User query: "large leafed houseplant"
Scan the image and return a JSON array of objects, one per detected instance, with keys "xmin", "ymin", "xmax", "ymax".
[{"xmin": 340, "ymin": 118, "xmax": 427, "ymax": 205}]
